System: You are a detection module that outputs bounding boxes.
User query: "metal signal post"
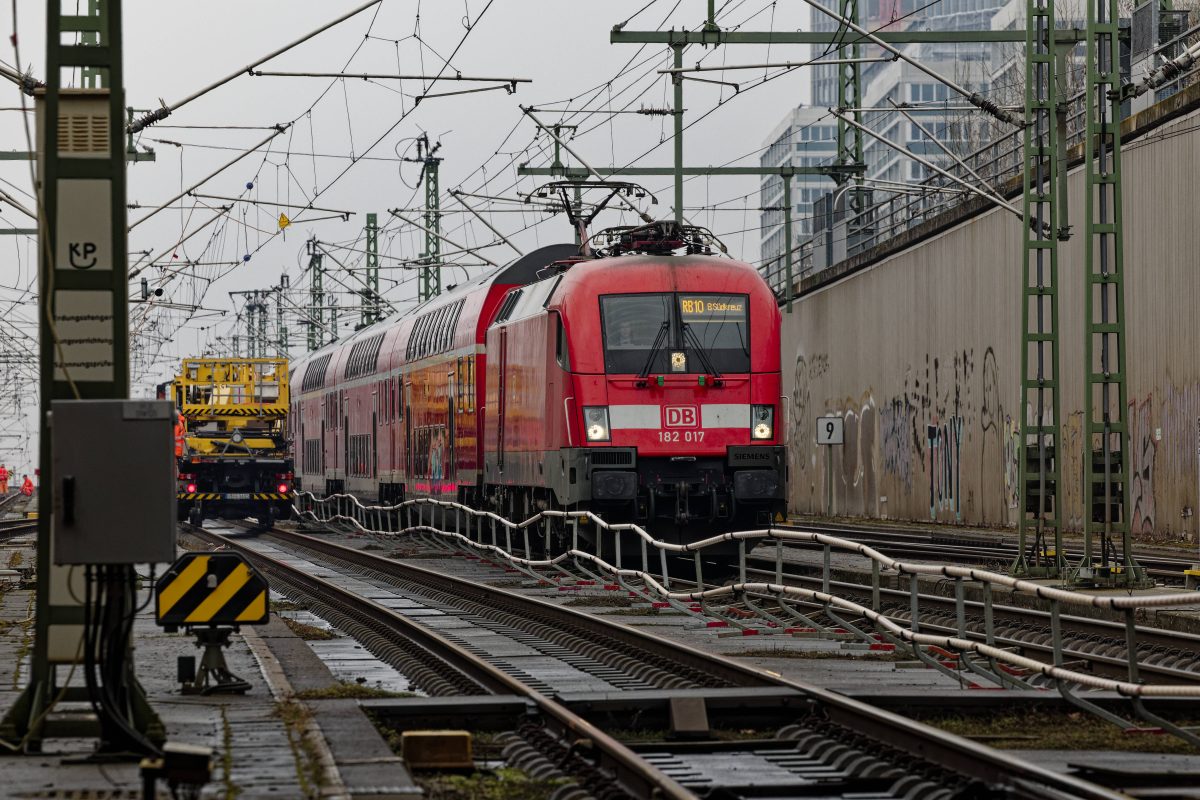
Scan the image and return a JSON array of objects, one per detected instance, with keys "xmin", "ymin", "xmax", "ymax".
[
  {"xmin": 405, "ymin": 134, "xmax": 443, "ymax": 302},
  {"xmin": 1, "ymin": 0, "xmax": 163, "ymax": 752}
]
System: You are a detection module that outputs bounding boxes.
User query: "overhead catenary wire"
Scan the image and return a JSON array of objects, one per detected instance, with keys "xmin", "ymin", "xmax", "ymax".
[
  {"xmin": 129, "ymin": 125, "xmax": 290, "ymax": 230},
  {"xmin": 450, "ymin": 190, "xmax": 524, "ymax": 255},
  {"xmin": 127, "ymin": 0, "xmax": 384, "ymax": 133},
  {"xmin": 829, "ymin": 109, "xmax": 1024, "ymax": 221},
  {"xmin": 249, "ymin": 70, "xmax": 531, "ymax": 84},
  {"xmin": 389, "ymin": 210, "xmax": 502, "ymax": 267},
  {"xmin": 794, "ymin": 0, "xmax": 1024, "ymax": 128}
]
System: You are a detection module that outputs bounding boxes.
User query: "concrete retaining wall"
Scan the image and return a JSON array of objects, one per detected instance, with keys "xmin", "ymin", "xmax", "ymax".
[{"xmin": 781, "ymin": 94, "xmax": 1200, "ymax": 543}]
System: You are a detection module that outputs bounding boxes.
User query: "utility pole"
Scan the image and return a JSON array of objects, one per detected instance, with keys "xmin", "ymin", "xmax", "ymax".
[
  {"xmin": 1012, "ymin": 0, "xmax": 1066, "ymax": 580},
  {"xmin": 834, "ymin": 0, "xmax": 865, "ymax": 241},
  {"xmin": 3, "ymin": 0, "xmax": 164, "ymax": 752},
  {"xmin": 306, "ymin": 239, "xmax": 324, "ymax": 351},
  {"xmin": 276, "ymin": 274, "xmax": 288, "ymax": 357},
  {"xmin": 360, "ymin": 212, "xmax": 379, "ymax": 328},
  {"xmin": 244, "ymin": 296, "xmax": 257, "ymax": 357},
  {"xmin": 405, "ymin": 134, "xmax": 442, "ymax": 302},
  {"xmin": 1079, "ymin": 0, "xmax": 1147, "ymax": 587}
]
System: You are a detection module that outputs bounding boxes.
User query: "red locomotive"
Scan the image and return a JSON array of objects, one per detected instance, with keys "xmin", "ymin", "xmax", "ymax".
[{"xmin": 289, "ymin": 222, "xmax": 784, "ymax": 543}]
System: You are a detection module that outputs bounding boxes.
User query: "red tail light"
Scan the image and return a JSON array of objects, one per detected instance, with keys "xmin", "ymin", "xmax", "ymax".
[
  {"xmin": 277, "ymin": 483, "xmax": 290, "ymax": 494},
  {"xmin": 276, "ymin": 471, "xmax": 294, "ymax": 481},
  {"xmin": 179, "ymin": 473, "xmax": 195, "ymax": 481},
  {"xmin": 186, "ymin": 483, "xmax": 197, "ymax": 493}
]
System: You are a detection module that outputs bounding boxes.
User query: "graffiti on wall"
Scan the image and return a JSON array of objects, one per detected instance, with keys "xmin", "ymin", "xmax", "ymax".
[
  {"xmin": 1003, "ymin": 417, "xmax": 1020, "ymax": 511},
  {"xmin": 1129, "ymin": 396, "xmax": 1157, "ymax": 537},
  {"xmin": 790, "ymin": 353, "xmax": 830, "ymax": 506},
  {"xmin": 784, "ymin": 342, "xmax": 1041, "ymax": 525},
  {"xmin": 978, "ymin": 347, "xmax": 1019, "ymax": 520},
  {"xmin": 928, "ymin": 416, "xmax": 964, "ymax": 520},
  {"xmin": 880, "ymin": 399, "xmax": 915, "ymax": 490}
]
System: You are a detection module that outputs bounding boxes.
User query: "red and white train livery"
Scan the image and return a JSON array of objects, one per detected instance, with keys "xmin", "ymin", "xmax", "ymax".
[{"xmin": 289, "ymin": 225, "xmax": 785, "ymax": 539}]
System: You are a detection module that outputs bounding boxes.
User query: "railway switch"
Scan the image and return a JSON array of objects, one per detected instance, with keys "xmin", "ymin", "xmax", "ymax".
[{"xmin": 50, "ymin": 400, "xmax": 177, "ymax": 565}]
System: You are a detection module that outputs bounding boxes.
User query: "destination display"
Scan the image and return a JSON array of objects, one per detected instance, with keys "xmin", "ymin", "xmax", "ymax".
[{"xmin": 678, "ymin": 294, "xmax": 747, "ymax": 319}]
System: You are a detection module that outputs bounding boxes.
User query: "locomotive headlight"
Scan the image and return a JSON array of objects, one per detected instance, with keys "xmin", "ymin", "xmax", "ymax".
[
  {"xmin": 751, "ymin": 405, "xmax": 774, "ymax": 440},
  {"xmin": 583, "ymin": 406, "xmax": 611, "ymax": 442}
]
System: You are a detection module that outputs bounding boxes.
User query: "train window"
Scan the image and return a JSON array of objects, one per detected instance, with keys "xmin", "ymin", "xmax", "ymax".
[
  {"xmin": 677, "ymin": 294, "xmax": 751, "ymax": 374},
  {"xmin": 553, "ymin": 312, "xmax": 570, "ymax": 371},
  {"xmin": 599, "ymin": 293, "xmax": 751, "ymax": 374},
  {"xmin": 456, "ymin": 358, "xmax": 464, "ymax": 413},
  {"xmin": 466, "ymin": 356, "xmax": 474, "ymax": 413},
  {"xmin": 436, "ymin": 306, "xmax": 449, "ymax": 352},
  {"xmin": 495, "ymin": 289, "xmax": 523, "ymax": 324},
  {"xmin": 600, "ymin": 294, "xmax": 674, "ymax": 374}
]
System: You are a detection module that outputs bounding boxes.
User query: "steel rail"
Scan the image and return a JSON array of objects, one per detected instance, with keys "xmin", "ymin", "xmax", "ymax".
[
  {"xmin": 187, "ymin": 525, "xmax": 696, "ymax": 800},
  {"xmin": 234, "ymin": 521, "xmax": 1123, "ymax": 799}
]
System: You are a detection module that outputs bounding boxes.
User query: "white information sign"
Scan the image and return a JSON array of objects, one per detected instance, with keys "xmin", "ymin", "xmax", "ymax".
[
  {"xmin": 53, "ymin": 289, "xmax": 115, "ymax": 382},
  {"xmin": 56, "ymin": 178, "xmax": 112, "ymax": 272},
  {"xmin": 816, "ymin": 416, "xmax": 844, "ymax": 446}
]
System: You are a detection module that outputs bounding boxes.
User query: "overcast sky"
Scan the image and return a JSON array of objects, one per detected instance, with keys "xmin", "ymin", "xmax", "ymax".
[{"xmin": 0, "ymin": 1, "xmax": 823, "ymax": 465}]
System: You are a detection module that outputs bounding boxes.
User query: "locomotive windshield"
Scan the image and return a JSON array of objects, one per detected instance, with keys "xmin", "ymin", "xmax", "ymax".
[{"xmin": 600, "ymin": 293, "xmax": 750, "ymax": 374}]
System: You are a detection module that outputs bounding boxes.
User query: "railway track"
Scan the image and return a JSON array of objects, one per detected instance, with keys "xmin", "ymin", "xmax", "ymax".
[
  {"xmin": 0, "ymin": 494, "xmax": 35, "ymax": 542},
  {"xmin": 776, "ymin": 519, "xmax": 1198, "ymax": 584},
  {"xmin": 742, "ymin": 562, "xmax": 1200, "ymax": 685},
  {"xmin": 183, "ymin": 520, "xmax": 1129, "ymax": 800},
  {"xmin": 0, "ymin": 520, "xmax": 36, "ymax": 543}
]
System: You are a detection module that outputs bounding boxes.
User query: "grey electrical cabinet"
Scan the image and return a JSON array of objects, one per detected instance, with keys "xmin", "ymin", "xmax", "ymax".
[{"xmin": 52, "ymin": 400, "xmax": 177, "ymax": 565}]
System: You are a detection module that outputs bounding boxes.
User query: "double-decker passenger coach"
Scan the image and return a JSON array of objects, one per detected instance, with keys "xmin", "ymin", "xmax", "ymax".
[{"xmin": 290, "ymin": 222, "xmax": 785, "ymax": 543}]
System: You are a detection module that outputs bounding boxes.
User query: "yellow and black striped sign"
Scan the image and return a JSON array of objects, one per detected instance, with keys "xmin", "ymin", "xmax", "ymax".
[
  {"xmin": 177, "ymin": 492, "xmax": 290, "ymax": 501},
  {"xmin": 156, "ymin": 553, "xmax": 270, "ymax": 627},
  {"xmin": 181, "ymin": 406, "xmax": 286, "ymax": 417}
]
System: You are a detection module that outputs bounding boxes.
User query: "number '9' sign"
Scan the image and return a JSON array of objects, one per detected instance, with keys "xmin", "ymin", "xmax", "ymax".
[{"xmin": 815, "ymin": 416, "xmax": 844, "ymax": 445}]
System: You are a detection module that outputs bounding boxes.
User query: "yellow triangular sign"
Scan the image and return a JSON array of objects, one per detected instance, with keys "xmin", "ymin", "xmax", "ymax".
[{"xmin": 278, "ymin": 213, "xmax": 291, "ymax": 230}]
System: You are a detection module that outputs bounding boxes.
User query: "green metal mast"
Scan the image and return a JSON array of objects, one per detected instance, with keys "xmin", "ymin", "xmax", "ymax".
[
  {"xmin": 1079, "ymin": 0, "xmax": 1148, "ymax": 587},
  {"xmin": 361, "ymin": 212, "xmax": 379, "ymax": 327},
  {"xmin": 307, "ymin": 241, "xmax": 324, "ymax": 351},
  {"xmin": 2, "ymin": 0, "xmax": 162, "ymax": 751},
  {"xmin": 671, "ymin": 42, "xmax": 685, "ymax": 224},
  {"xmin": 257, "ymin": 293, "xmax": 268, "ymax": 357},
  {"xmin": 835, "ymin": 0, "xmax": 864, "ymax": 233},
  {"xmin": 1013, "ymin": 0, "xmax": 1065, "ymax": 579},
  {"xmin": 418, "ymin": 135, "xmax": 442, "ymax": 302},
  {"xmin": 276, "ymin": 274, "xmax": 288, "ymax": 357}
]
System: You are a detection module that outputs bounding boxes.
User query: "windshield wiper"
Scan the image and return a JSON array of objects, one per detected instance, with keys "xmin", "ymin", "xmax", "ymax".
[
  {"xmin": 638, "ymin": 321, "xmax": 671, "ymax": 378},
  {"xmin": 682, "ymin": 323, "xmax": 722, "ymax": 378}
]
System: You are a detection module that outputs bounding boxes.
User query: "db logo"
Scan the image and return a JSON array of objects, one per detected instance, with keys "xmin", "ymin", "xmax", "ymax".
[{"xmin": 664, "ymin": 405, "xmax": 698, "ymax": 428}]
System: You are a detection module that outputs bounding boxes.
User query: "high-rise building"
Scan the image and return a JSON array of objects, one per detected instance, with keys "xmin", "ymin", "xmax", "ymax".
[
  {"xmin": 762, "ymin": 0, "xmax": 1006, "ymax": 273},
  {"xmin": 758, "ymin": 107, "xmax": 839, "ymax": 283}
]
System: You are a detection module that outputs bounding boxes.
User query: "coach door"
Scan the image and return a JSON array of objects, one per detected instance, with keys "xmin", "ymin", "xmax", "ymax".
[
  {"xmin": 404, "ymin": 380, "xmax": 413, "ymax": 479},
  {"xmin": 447, "ymin": 369, "xmax": 456, "ymax": 492},
  {"xmin": 497, "ymin": 327, "xmax": 508, "ymax": 471}
]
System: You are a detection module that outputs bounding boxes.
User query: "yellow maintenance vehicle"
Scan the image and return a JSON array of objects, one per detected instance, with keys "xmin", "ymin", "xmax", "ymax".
[{"xmin": 164, "ymin": 357, "xmax": 294, "ymax": 529}]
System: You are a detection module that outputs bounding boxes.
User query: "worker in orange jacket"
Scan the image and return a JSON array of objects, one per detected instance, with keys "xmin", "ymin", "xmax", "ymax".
[
  {"xmin": 20, "ymin": 475, "xmax": 33, "ymax": 496},
  {"xmin": 174, "ymin": 412, "xmax": 187, "ymax": 458},
  {"xmin": 0, "ymin": 464, "xmax": 8, "ymax": 494}
]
